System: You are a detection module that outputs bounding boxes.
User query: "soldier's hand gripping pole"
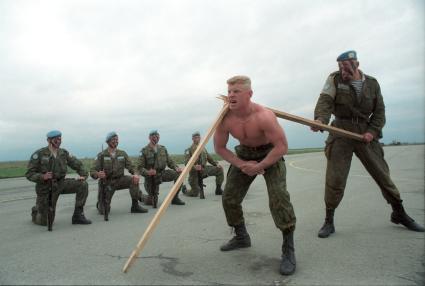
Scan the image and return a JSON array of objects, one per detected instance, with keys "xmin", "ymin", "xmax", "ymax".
[
  {"xmin": 217, "ymin": 95, "xmax": 364, "ymax": 141},
  {"xmin": 100, "ymin": 145, "xmax": 109, "ymax": 221},
  {"xmin": 47, "ymin": 156, "xmax": 55, "ymax": 231},
  {"xmin": 122, "ymin": 101, "xmax": 229, "ymax": 273}
]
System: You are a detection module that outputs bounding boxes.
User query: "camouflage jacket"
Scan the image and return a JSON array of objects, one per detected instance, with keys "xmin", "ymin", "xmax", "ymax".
[
  {"xmin": 26, "ymin": 147, "xmax": 87, "ymax": 184},
  {"xmin": 137, "ymin": 144, "xmax": 178, "ymax": 176},
  {"xmin": 184, "ymin": 144, "xmax": 217, "ymax": 169},
  {"xmin": 90, "ymin": 149, "xmax": 136, "ymax": 179},
  {"xmin": 314, "ymin": 70, "xmax": 385, "ymax": 138}
]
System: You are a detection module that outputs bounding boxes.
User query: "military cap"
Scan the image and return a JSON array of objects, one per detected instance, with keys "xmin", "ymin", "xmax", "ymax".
[
  {"xmin": 337, "ymin": 50, "xmax": 357, "ymax": 61},
  {"xmin": 192, "ymin": 131, "xmax": 200, "ymax": 137},
  {"xmin": 105, "ymin": 131, "xmax": 118, "ymax": 142},
  {"xmin": 149, "ymin": 130, "xmax": 159, "ymax": 136},
  {"xmin": 46, "ymin": 130, "xmax": 62, "ymax": 138}
]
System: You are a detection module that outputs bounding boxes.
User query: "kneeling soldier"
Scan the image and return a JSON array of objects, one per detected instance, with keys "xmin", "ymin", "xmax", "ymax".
[
  {"xmin": 138, "ymin": 130, "xmax": 185, "ymax": 207},
  {"xmin": 91, "ymin": 131, "xmax": 147, "ymax": 217},
  {"xmin": 183, "ymin": 131, "xmax": 224, "ymax": 198},
  {"xmin": 26, "ymin": 130, "xmax": 92, "ymax": 228}
]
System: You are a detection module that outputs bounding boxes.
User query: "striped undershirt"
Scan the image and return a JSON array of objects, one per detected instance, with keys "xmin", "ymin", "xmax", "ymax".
[{"xmin": 351, "ymin": 80, "xmax": 363, "ymax": 98}]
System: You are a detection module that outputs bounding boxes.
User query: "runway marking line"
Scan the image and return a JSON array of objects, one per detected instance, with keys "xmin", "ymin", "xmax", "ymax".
[{"xmin": 287, "ymin": 158, "xmax": 424, "ymax": 182}]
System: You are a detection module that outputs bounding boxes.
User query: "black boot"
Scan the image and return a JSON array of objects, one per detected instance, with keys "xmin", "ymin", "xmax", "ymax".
[
  {"xmin": 131, "ymin": 199, "xmax": 148, "ymax": 213},
  {"xmin": 31, "ymin": 206, "xmax": 37, "ymax": 223},
  {"xmin": 72, "ymin": 207, "xmax": 92, "ymax": 225},
  {"xmin": 280, "ymin": 231, "xmax": 296, "ymax": 275},
  {"xmin": 138, "ymin": 191, "xmax": 148, "ymax": 203},
  {"xmin": 171, "ymin": 189, "xmax": 185, "ymax": 205},
  {"xmin": 96, "ymin": 201, "xmax": 105, "ymax": 215},
  {"xmin": 391, "ymin": 203, "xmax": 424, "ymax": 232},
  {"xmin": 318, "ymin": 208, "xmax": 335, "ymax": 238},
  {"xmin": 215, "ymin": 185, "xmax": 223, "ymax": 195},
  {"xmin": 181, "ymin": 185, "xmax": 188, "ymax": 195},
  {"xmin": 220, "ymin": 223, "xmax": 251, "ymax": 251}
]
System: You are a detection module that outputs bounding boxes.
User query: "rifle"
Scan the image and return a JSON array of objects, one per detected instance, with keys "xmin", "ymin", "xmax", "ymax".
[
  {"xmin": 100, "ymin": 145, "xmax": 109, "ymax": 221},
  {"xmin": 197, "ymin": 156, "xmax": 206, "ymax": 199},
  {"xmin": 151, "ymin": 152, "xmax": 158, "ymax": 208},
  {"xmin": 47, "ymin": 156, "xmax": 55, "ymax": 231}
]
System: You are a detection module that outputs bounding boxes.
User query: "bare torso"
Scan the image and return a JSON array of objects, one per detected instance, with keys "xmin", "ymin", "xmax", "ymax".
[{"xmin": 222, "ymin": 103, "xmax": 271, "ymax": 147}]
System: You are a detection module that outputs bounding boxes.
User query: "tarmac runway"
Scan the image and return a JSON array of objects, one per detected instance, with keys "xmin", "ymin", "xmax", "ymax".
[{"xmin": 0, "ymin": 144, "xmax": 424, "ymax": 285}]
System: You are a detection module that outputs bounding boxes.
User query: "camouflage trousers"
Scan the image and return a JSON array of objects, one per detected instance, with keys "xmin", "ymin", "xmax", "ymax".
[
  {"xmin": 223, "ymin": 144, "xmax": 296, "ymax": 233},
  {"xmin": 143, "ymin": 169, "xmax": 179, "ymax": 197},
  {"xmin": 97, "ymin": 175, "xmax": 142, "ymax": 213},
  {"xmin": 324, "ymin": 135, "xmax": 402, "ymax": 209},
  {"xmin": 32, "ymin": 178, "xmax": 88, "ymax": 226},
  {"xmin": 184, "ymin": 166, "xmax": 224, "ymax": 197}
]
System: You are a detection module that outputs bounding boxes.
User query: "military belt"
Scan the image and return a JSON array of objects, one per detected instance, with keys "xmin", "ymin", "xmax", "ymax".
[
  {"xmin": 335, "ymin": 116, "xmax": 368, "ymax": 124},
  {"xmin": 240, "ymin": 143, "xmax": 274, "ymax": 151}
]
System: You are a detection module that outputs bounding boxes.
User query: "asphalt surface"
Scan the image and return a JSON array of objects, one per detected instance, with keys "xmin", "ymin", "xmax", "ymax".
[{"xmin": 0, "ymin": 145, "xmax": 424, "ymax": 285}]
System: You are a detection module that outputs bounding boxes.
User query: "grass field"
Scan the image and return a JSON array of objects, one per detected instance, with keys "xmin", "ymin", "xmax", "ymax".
[{"xmin": 0, "ymin": 148, "xmax": 323, "ymax": 179}]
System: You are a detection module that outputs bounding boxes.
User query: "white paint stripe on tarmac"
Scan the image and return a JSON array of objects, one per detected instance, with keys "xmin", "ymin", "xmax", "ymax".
[
  {"xmin": 287, "ymin": 159, "xmax": 424, "ymax": 182},
  {"xmin": 0, "ymin": 195, "xmax": 36, "ymax": 203}
]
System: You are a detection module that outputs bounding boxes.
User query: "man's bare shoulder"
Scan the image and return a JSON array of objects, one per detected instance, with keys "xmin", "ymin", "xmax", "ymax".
[{"xmin": 252, "ymin": 103, "xmax": 275, "ymax": 119}]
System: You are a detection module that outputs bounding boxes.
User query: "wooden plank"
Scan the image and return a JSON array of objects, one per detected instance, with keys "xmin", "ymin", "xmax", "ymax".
[
  {"xmin": 217, "ymin": 95, "xmax": 364, "ymax": 141},
  {"xmin": 122, "ymin": 102, "xmax": 229, "ymax": 273}
]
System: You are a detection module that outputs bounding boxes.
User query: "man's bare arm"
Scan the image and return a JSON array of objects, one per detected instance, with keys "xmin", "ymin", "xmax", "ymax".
[
  {"xmin": 247, "ymin": 110, "xmax": 287, "ymax": 173},
  {"xmin": 214, "ymin": 122, "xmax": 245, "ymax": 168}
]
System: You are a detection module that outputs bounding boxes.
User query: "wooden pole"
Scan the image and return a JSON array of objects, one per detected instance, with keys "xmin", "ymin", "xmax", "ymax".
[
  {"xmin": 122, "ymin": 102, "xmax": 229, "ymax": 273},
  {"xmin": 217, "ymin": 95, "xmax": 364, "ymax": 141}
]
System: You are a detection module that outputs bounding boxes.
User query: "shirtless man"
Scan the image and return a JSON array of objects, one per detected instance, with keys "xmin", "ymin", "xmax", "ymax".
[{"xmin": 214, "ymin": 75, "xmax": 297, "ymax": 275}]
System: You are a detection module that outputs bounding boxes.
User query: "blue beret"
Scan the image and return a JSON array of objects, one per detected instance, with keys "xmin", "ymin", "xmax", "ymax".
[
  {"xmin": 105, "ymin": 131, "xmax": 118, "ymax": 142},
  {"xmin": 149, "ymin": 130, "xmax": 159, "ymax": 136},
  {"xmin": 337, "ymin": 50, "xmax": 357, "ymax": 61},
  {"xmin": 46, "ymin": 130, "xmax": 62, "ymax": 138},
  {"xmin": 192, "ymin": 131, "xmax": 200, "ymax": 137}
]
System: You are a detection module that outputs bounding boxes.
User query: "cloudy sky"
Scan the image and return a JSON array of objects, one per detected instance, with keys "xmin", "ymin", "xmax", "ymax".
[{"xmin": 1, "ymin": 0, "xmax": 424, "ymax": 161}]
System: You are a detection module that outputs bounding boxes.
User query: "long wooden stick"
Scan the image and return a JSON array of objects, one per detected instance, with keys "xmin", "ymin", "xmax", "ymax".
[
  {"xmin": 217, "ymin": 95, "xmax": 364, "ymax": 141},
  {"xmin": 122, "ymin": 102, "xmax": 229, "ymax": 273}
]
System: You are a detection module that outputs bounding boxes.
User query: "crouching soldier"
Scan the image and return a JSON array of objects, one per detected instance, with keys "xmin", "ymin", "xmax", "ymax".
[
  {"xmin": 137, "ymin": 130, "xmax": 185, "ymax": 207},
  {"xmin": 90, "ymin": 131, "xmax": 148, "ymax": 217},
  {"xmin": 183, "ymin": 131, "xmax": 224, "ymax": 198},
  {"xmin": 26, "ymin": 130, "xmax": 92, "ymax": 227}
]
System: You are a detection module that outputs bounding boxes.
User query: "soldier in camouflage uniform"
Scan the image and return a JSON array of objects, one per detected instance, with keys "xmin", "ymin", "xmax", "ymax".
[
  {"xmin": 26, "ymin": 130, "xmax": 92, "ymax": 226},
  {"xmin": 137, "ymin": 130, "xmax": 185, "ymax": 206},
  {"xmin": 312, "ymin": 50, "xmax": 424, "ymax": 238},
  {"xmin": 214, "ymin": 76, "xmax": 297, "ymax": 275},
  {"xmin": 182, "ymin": 131, "xmax": 224, "ymax": 198},
  {"xmin": 90, "ymin": 132, "xmax": 147, "ymax": 216}
]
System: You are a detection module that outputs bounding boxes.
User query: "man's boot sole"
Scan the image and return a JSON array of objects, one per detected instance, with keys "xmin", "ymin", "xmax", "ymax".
[
  {"xmin": 220, "ymin": 242, "xmax": 251, "ymax": 251},
  {"xmin": 391, "ymin": 216, "xmax": 425, "ymax": 232},
  {"xmin": 318, "ymin": 227, "xmax": 335, "ymax": 238}
]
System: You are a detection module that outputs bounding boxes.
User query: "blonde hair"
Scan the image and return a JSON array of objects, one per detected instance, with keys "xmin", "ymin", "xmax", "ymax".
[{"xmin": 227, "ymin": 75, "xmax": 251, "ymax": 89}]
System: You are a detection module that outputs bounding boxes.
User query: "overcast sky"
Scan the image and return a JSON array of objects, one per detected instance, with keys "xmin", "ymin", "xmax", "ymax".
[{"xmin": 1, "ymin": 0, "xmax": 424, "ymax": 161}]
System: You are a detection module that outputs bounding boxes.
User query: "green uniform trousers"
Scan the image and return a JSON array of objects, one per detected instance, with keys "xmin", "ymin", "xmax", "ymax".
[
  {"xmin": 222, "ymin": 145, "xmax": 296, "ymax": 233},
  {"xmin": 324, "ymin": 136, "xmax": 402, "ymax": 209},
  {"xmin": 185, "ymin": 166, "xmax": 224, "ymax": 196},
  {"xmin": 97, "ymin": 175, "xmax": 141, "ymax": 210},
  {"xmin": 143, "ymin": 169, "xmax": 179, "ymax": 196},
  {"xmin": 32, "ymin": 178, "xmax": 88, "ymax": 225}
]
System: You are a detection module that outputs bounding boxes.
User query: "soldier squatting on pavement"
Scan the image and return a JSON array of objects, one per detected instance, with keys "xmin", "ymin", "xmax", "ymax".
[
  {"xmin": 311, "ymin": 50, "xmax": 424, "ymax": 237},
  {"xmin": 182, "ymin": 131, "xmax": 224, "ymax": 198},
  {"xmin": 214, "ymin": 76, "xmax": 297, "ymax": 275},
  {"xmin": 90, "ymin": 131, "xmax": 148, "ymax": 218},
  {"xmin": 137, "ymin": 130, "xmax": 186, "ymax": 206},
  {"xmin": 26, "ymin": 130, "xmax": 92, "ymax": 227}
]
